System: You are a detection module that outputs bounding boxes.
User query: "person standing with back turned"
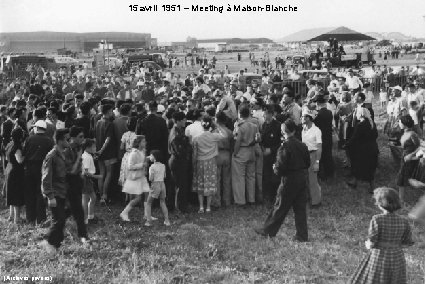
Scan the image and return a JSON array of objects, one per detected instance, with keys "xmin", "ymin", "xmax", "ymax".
[{"xmin": 255, "ymin": 119, "xmax": 310, "ymax": 242}]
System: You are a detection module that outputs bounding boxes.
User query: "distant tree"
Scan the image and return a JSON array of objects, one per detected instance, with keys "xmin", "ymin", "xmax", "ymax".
[{"xmin": 376, "ymin": 40, "xmax": 392, "ymax": 47}]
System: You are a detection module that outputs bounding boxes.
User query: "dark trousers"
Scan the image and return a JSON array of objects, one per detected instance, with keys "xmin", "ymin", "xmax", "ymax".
[
  {"xmin": 25, "ymin": 164, "xmax": 46, "ymax": 224},
  {"xmin": 66, "ymin": 175, "xmax": 88, "ymax": 239},
  {"xmin": 169, "ymin": 157, "xmax": 190, "ymax": 211},
  {"xmin": 47, "ymin": 197, "xmax": 66, "ymax": 248},
  {"xmin": 262, "ymin": 172, "xmax": 308, "ymax": 240},
  {"xmin": 262, "ymin": 151, "xmax": 280, "ymax": 204},
  {"xmin": 319, "ymin": 140, "xmax": 334, "ymax": 179}
]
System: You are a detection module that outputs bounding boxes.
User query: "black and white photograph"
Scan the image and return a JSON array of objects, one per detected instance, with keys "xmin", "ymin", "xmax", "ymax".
[{"xmin": 0, "ymin": 0, "xmax": 425, "ymax": 283}]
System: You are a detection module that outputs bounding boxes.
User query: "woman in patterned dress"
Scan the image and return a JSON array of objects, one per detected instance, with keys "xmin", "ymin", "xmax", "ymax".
[
  {"xmin": 349, "ymin": 187, "xmax": 414, "ymax": 284},
  {"xmin": 192, "ymin": 115, "xmax": 225, "ymax": 213}
]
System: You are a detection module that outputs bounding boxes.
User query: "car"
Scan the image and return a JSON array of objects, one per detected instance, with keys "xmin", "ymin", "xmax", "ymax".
[{"xmin": 142, "ymin": 61, "xmax": 162, "ymax": 71}]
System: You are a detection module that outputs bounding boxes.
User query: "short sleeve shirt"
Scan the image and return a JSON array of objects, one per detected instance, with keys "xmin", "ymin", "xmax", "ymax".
[{"xmin": 302, "ymin": 124, "xmax": 322, "ymax": 151}]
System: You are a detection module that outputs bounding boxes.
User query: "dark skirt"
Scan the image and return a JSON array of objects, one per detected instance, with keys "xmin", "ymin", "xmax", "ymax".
[
  {"xmin": 6, "ymin": 165, "xmax": 25, "ymax": 206},
  {"xmin": 350, "ymin": 145, "xmax": 379, "ymax": 182},
  {"xmin": 397, "ymin": 159, "xmax": 420, "ymax": 187}
]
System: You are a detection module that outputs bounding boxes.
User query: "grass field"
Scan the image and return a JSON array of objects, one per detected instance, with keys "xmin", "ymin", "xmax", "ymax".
[{"xmin": 0, "ymin": 94, "xmax": 425, "ymax": 283}]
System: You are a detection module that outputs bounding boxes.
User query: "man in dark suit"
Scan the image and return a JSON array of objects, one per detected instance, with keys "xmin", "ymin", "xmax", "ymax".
[
  {"xmin": 255, "ymin": 119, "xmax": 310, "ymax": 241},
  {"xmin": 314, "ymin": 93, "xmax": 334, "ymax": 179},
  {"xmin": 137, "ymin": 101, "xmax": 173, "ymax": 209}
]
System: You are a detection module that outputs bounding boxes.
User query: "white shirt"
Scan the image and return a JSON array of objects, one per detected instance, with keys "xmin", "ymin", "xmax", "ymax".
[
  {"xmin": 252, "ymin": 110, "xmax": 265, "ymax": 127},
  {"xmin": 364, "ymin": 90, "xmax": 374, "ymax": 104},
  {"xmin": 345, "ymin": 75, "xmax": 363, "ymax": 90},
  {"xmin": 185, "ymin": 121, "xmax": 204, "ymax": 142},
  {"xmin": 302, "ymin": 124, "xmax": 322, "ymax": 151},
  {"xmin": 82, "ymin": 151, "xmax": 96, "ymax": 174},
  {"xmin": 192, "ymin": 84, "xmax": 211, "ymax": 95},
  {"xmin": 242, "ymin": 92, "xmax": 253, "ymax": 101},
  {"xmin": 409, "ymin": 109, "xmax": 419, "ymax": 125},
  {"xmin": 407, "ymin": 92, "xmax": 424, "ymax": 106}
]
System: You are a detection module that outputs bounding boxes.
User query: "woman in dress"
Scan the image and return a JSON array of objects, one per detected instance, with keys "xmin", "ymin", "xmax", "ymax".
[
  {"xmin": 6, "ymin": 127, "xmax": 25, "ymax": 224},
  {"xmin": 119, "ymin": 135, "xmax": 150, "ymax": 222},
  {"xmin": 396, "ymin": 115, "xmax": 421, "ymax": 204},
  {"xmin": 349, "ymin": 187, "xmax": 413, "ymax": 284},
  {"xmin": 119, "ymin": 116, "xmax": 137, "ymax": 187},
  {"xmin": 192, "ymin": 115, "xmax": 225, "ymax": 213},
  {"xmin": 345, "ymin": 107, "xmax": 379, "ymax": 192}
]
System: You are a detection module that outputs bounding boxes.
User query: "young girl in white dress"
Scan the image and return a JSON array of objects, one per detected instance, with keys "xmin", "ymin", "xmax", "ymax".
[{"xmin": 119, "ymin": 135, "xmax": 150, "ymax": 222}]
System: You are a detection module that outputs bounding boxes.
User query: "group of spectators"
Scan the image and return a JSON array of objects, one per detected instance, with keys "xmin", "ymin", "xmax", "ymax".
[{"xmin": 0, "ymin": 58, "xmax": 424, "ymax": 255}]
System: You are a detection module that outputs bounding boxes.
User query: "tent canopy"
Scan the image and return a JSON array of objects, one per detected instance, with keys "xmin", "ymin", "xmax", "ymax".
[{"xmin": 307, "ymin": 26, "xmax": 375, "ymax": 42}]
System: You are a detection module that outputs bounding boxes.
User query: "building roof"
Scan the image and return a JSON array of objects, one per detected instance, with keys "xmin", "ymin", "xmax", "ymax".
[
  {"xmin": 0, "ymin": 31, "xmax": 150, "ymax": 41},
  {"xmin": 308, "ymin": 27, "xmax": 375, "ymax": 42},
  {"xmin": 278, "ymin": 26, "xmax": 375, "ymax": 42},
  {"xmin": 196, "ymin": 38, "xmax": 274, "ymax": 44},
  {"xmin": 278, "ymin": 27, "xmax": 336, "ymax": 43}
]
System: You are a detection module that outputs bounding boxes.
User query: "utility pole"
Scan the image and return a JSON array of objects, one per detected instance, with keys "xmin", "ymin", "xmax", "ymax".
[{"xmin": 106, "ymin": 38, "xmax": 110, "ymax": 70}]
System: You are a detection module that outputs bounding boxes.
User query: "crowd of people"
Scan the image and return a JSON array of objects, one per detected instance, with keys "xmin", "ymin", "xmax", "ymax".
[{"xmin": 0, "ymin": 57, "xmax": 425, "ymax": 281}]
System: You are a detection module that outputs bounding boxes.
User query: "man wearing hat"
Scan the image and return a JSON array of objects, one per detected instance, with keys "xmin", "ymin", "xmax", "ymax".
[
  {"xmin": 24, "ymin": 119, "xmax": 55, "ymax": 224},
  {"xmin": 260, "ymin": 105, "xmax": 282, "ymax": 204},
  {"xmin": 301, "ymin": 108, "xmax": 322, "ymax": 207},
  {"xmin": 137, "ymin": 101, "xmax": 171, "ymax": 207},
  {"xmin": 314, "ymin": 93, "xmax": 334, "ymax": 179}
]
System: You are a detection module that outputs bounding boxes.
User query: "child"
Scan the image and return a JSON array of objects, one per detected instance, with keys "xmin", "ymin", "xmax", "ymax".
[
  {"xmin": 120, "ymin": 135, "xmax": 150, "ymax": 222},
  {"xmin": 379, "ymin": 87, "xmax": 388, "ymax": 110},
  {"xmin": 145, "ymin": 150, "xmax": 170, "ymax": 227},
  {"xmin": 81, "ymin": 139, "xmax": 102, "ymax": 225},
  {"xmin": 119, "ymin": 117, "xmax": 137, "ymax": 203},
  {"xmin": 349, "ymin": 187, "xmax": 414, "ymax": 284}
]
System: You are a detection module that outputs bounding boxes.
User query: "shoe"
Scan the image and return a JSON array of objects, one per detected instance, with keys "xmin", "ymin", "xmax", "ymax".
[
  {"xmin": 346, "ymin": 180, "xmax": 357, "ymax": 188},
  {"xmin": 143, "ymin": 216, "xmax": 158, "ymax": 221},
  {"xmin": 205, "ymin": 208, "xmax": 211, "ymax": 213},
  {"xmin": 409, "ymin": 178, "xmax": 425, "ymax": 189},
  {"xmin": 311, "ymin": 203, "xmax": 322, "ymax": 209},
  {"xmin": 144, "ymin": 221, "xmax": 152, "ymax": 227},
  {"xmin": 88, "ymin": 217, "xmax": 99, "ymax": 225},
  {"xmin": 40, "ymin": 240, "xmax": 57, "ymax": 256},
  {"xmin": 292, "ymin": 235, "xmax": 308, "ymax": 243},
  {"xmin": 164, "ymin": 220, "xmax": 171, "ymax": 226},
  {"xmin": 254, "ymin": 228, "xmax": 269, "ymax": 237},
  {"xmin": 198, "ymin": 208, "xmax": 204, "ymax": 214},
  {"xmin": 100, "ymin": 198, "xmax": 107, "ymax": 205},
  {"xmin": 119, "ymin": 212, "xmax": 130, "ymax": 222}
]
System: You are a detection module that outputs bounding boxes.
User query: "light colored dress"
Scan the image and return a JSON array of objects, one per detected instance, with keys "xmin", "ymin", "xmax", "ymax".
[
  {"xmin": 119, "ymin": 131, "xmax": 136, "ymax": 186},
  {"xmin": 122, "ymin": 148, "xmax": 150, "ymax": 195}
]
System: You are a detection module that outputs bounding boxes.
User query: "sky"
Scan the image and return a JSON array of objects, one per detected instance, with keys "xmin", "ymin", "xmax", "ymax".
[{"xmin": 0, "ymin": 0, "xmax": 424, "ymax": 42}]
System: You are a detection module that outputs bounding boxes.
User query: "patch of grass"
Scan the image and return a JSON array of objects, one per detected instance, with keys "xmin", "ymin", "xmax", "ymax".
[{"xmin": 0, "ymin": 100, "xmax": 424, "ymax": 283}]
